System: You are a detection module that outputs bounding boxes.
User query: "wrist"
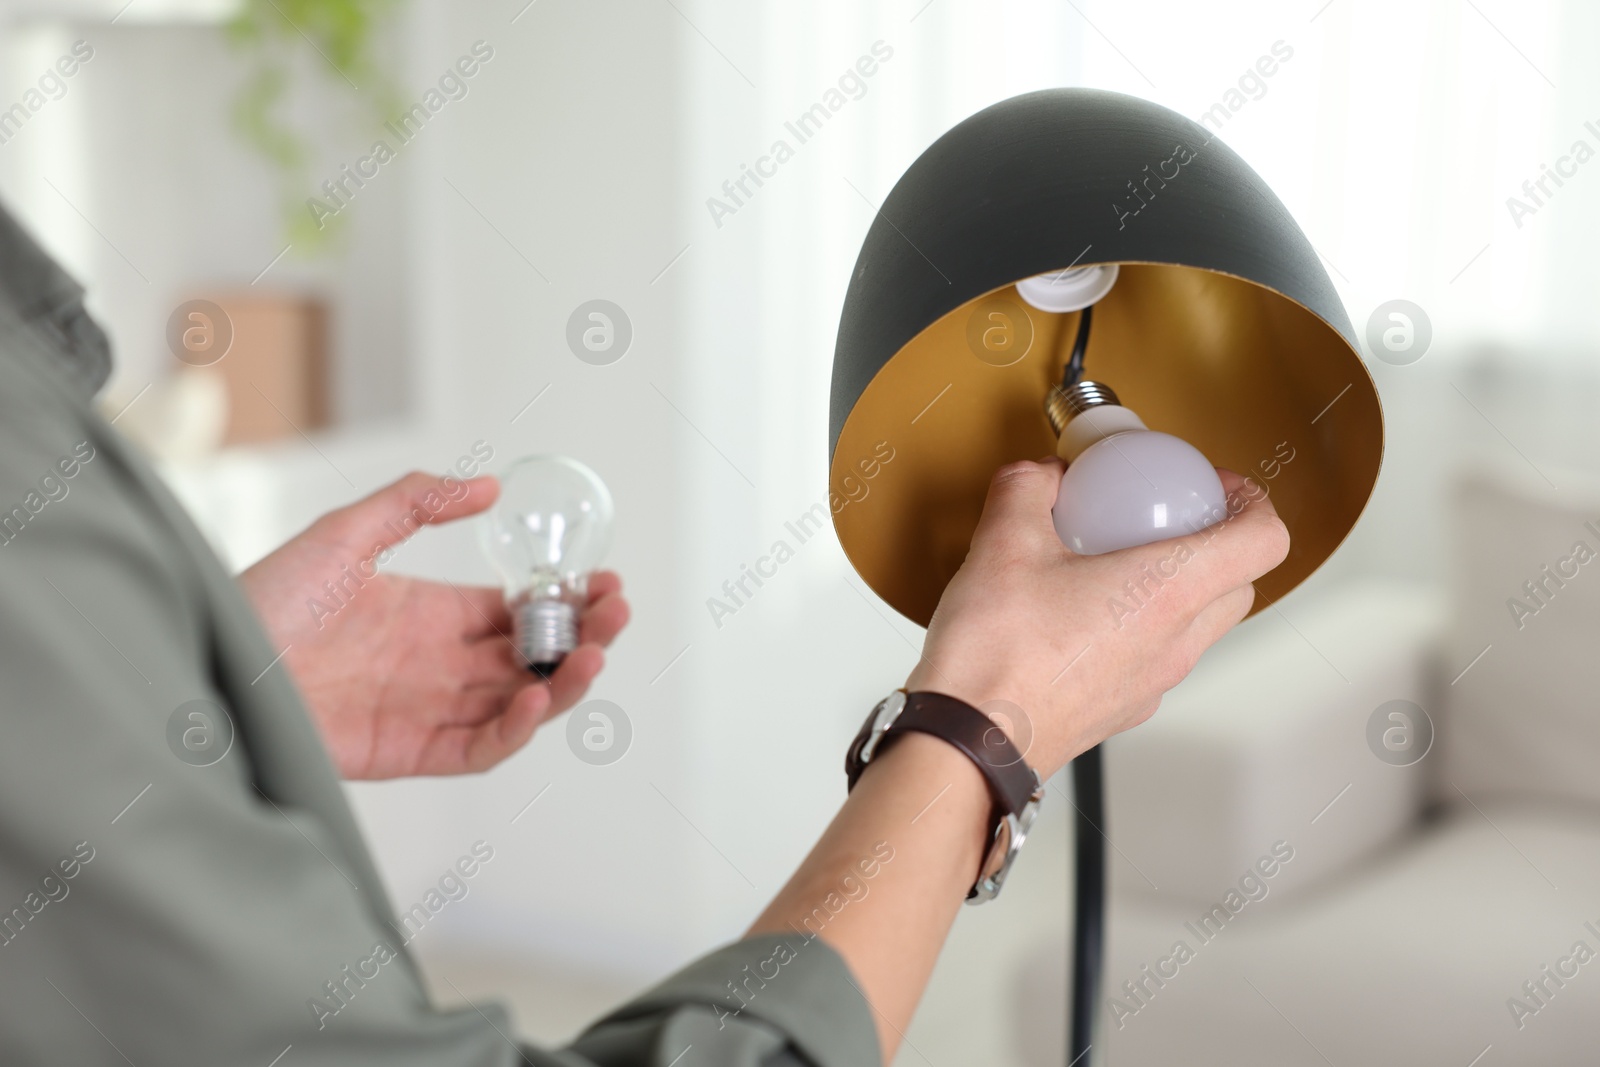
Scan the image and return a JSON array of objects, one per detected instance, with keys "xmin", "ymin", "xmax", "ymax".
[
  {"xmin": 848, "ymin": 689, "xmax": 1046, "ymax": 903},
  {"xmin": 752, "ymin": 732, "xmax": 989, "ymax": 941},
  {"xmin": 849, "ymin": 731, "xmax": 992, "ymax": 873},
  {"xmin": 904, "ymin": 662, "xmax": 997, "ymax": 705},
  {"xmin": 901, "ymin": 670, "xmax": 1038, "ymax": 764}
]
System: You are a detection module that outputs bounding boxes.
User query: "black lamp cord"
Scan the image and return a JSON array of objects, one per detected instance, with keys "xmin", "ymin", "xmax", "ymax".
[
  {"xmin": 1060, "ymin": 305, "xmax": 1104, "ymax": 1067},
  {"xmin": 1062, "ymin": 304, "xmax": 1093, "ymax": 390}
]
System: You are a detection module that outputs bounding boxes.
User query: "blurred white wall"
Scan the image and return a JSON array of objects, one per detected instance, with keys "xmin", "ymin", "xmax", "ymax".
[{"xmin": 2, "ymin": 0, "xmax": 1599, "ymax": 1007}]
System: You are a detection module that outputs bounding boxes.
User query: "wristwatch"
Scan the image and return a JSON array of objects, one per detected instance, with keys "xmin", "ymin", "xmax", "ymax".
[{"xmin": 845, "ymin": 690, "xmax": 1045, "ymax": 903}]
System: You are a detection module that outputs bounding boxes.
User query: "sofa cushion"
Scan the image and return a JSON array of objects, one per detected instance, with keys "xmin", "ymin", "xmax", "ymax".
[
  {"xmin": 1015, "ymin": 801, "xmax": 1600, "ymax": 1066},
  {"xmin": 1105, "ymin": 579, "xmax": 1442, "ymax": 905},
  {"xmin": 1440, "ymin": 466, "xmax": 1600, "ymax": 809}
]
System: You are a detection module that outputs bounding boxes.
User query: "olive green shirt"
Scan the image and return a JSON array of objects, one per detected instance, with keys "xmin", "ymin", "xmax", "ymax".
[{"xmin": 0, "ymin": 204, "xmax": 878, "ymax": 1067}]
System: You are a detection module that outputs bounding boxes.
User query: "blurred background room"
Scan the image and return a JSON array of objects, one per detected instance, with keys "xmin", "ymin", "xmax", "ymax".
[{"xmin": 3, "ymin": 0, "xmax": 1600, "ymax": 1063}]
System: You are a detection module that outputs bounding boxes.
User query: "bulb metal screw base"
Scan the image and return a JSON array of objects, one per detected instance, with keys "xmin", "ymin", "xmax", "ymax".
[
  {"xmin": 1046, "ymin": 379, "xmax": 1120, "ymax": 436},
  {"xmin": 515, "ymin": 597, "xmax": 579, "ymax": 676}
]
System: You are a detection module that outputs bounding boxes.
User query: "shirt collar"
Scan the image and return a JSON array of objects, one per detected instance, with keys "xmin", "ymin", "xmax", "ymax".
[{"xmin": 0, "ymin": 199, "xmax": 112, "ymax": 397}]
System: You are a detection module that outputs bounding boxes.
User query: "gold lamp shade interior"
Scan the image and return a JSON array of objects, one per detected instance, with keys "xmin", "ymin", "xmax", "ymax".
[{"xmin": 830, "ymin": 262, "xmax": 1383, "ymax": 627}]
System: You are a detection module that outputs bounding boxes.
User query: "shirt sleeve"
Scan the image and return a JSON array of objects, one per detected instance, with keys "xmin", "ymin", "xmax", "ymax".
[
  {"xmin": 0, "ymin": 326, "xmax": 514, "ymax": 1066},
  {"xmin": 562, "ymin": 933, "xmax": 881, "ymax": 1067}
]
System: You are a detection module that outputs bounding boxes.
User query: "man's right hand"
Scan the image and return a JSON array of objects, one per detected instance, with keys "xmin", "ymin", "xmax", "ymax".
[{"xmin": 906, "ymin": 458, "xmax": 1290, "ymax": 780}]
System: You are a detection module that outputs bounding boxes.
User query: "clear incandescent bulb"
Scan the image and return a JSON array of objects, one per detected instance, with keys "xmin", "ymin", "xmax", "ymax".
[
  {"xmin": 479, "ymin": 455, "xmax": 614, "ymax": 675},
  {"xmin": 1046, "ymin": 380, "xmax": 1227, "ymax": 555}
]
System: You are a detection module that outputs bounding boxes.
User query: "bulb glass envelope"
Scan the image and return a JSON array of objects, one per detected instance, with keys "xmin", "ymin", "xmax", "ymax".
[
  {"xmin": 830, "ymin": 88, "xmax": 1383, "ymax": 627},
  {"xmin": 480, "ymin": 455, "xmax": 614, "ymax": 595}
]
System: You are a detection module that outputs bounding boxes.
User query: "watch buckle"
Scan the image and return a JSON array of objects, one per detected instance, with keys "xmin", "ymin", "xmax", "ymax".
[
  {"xmin": 967, "ymin": 776, "xmax": 1045, "ymax": 904},
  {"xmin": 856, "ymin": 689, "xmax": 907, "ymax": 765}
]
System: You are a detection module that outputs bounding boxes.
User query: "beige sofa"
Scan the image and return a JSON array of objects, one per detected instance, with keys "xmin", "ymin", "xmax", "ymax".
[{"xmin": 1013, "ymin": 464, "xmax": 1600, "ymax": 1065}]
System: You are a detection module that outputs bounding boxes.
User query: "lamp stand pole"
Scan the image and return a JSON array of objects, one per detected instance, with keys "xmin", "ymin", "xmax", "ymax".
[{"xmin": 1070, "ymin": 743, "xmax": 1105, "ymax": 1065}]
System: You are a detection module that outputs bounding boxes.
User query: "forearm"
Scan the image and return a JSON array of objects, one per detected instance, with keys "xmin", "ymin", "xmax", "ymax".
[
  {"xmin": 626, "ymin": 458, "xmax": 1288, "ymax": 1065},
  {"xmin": 747, "ymin": 733, "xmax": 992, "ymax": 1061}
]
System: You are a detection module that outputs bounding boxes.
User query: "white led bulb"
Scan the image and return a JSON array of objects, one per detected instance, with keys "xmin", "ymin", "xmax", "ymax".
[{"xmin": 1046, "ymin": 381, "xmax": 1226, "ymax": 555}]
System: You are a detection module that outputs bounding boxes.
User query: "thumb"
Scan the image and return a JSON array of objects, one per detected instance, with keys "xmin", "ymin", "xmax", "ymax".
[
  {"xmin": 969, "ymin": 459, "xmax": 1066, "ymax": 553},
  {"xmin": 316, "ymin": 471, "xmax": 500, "ymax": 553}
]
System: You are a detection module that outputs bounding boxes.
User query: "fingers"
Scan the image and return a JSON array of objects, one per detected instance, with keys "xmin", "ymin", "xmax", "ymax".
[
  {"xmin": 318, "ymin": 471, "xmax": 501, "ymax": 554},
  {"xmin": 969, "ymin": 459, "xmax": 1068, "ymax": 555},
  {"xmin": 463, "ymin": 595, "xmax": 625, "ymax": 683},
  {"xmin": 465, "ymin": 639, "xmax": 608, "ymax": 714},
  {"xmin": 543, "ymin": 643, "xmax": 606, "ymax": 711},
  {"xmin": 447, "ymin": 643, "xmax": 607, "ymax": 772},
  {"xmin": 1164, "ymin": 469, "xmax": 1290, "ymax": 600},
  {"xmin": 459, "ymin": 586, "xmax": 627, "ymax": 656},
  {"xmin": 1215, "ymin": 467, "xmax": 1260, "ymax": 499},
  {"xmin": 586, "ymin": 570, "xmax": 623, "ymax": 605},
  {"xmin": 463, "ymin": 633, "xmax": 527, "ymax": 684},
  {"xmin": 455, "ymin": 572, "xmax": 626, "ymax": 643},
  {"xmin": 1188, "ymin": 582, "xmax": 1257, "ymax": 648},
  {"xmin": 458, "ymin": 683, "xmax": 549, "ymax": 772},
  {"xmin": 581, "ymin": 592, "xmax": 630, "ymax": 648}
]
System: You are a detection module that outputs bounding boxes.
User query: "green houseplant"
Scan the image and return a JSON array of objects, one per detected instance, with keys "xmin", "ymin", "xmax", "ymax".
[{"xmin": 226, "ymin": 0, "xmax": 403, "ymax": 251}]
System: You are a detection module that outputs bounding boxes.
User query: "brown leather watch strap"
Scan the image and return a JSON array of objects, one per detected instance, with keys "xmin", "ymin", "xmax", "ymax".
[{"xmin": 845, "ymin": 691, "xmax": 1038, "ymax": 818}]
